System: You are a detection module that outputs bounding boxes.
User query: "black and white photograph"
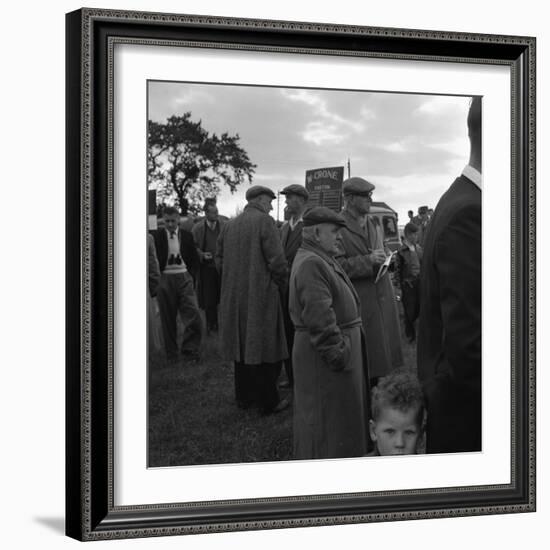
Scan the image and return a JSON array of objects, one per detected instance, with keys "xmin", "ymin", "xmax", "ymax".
[{"xmin": 146, "ymin": 81, "xmax": 481, "ymax": 467}]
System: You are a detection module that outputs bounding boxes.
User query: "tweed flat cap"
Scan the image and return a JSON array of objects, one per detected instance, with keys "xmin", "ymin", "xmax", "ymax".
[
  {"xmin": 280, "ymin": 184, "xmax": 309, "ymax": 200},
  {"xmin": 245, "ymin": 185, "xmax": 277, "ymax": 201},
  {"xmin": 303, "ymin": 206, "xmax": 347, "ymax": 227},
  {"xmin": 342, "ymin": 177, "xmax": 375, "ymax": 196}
]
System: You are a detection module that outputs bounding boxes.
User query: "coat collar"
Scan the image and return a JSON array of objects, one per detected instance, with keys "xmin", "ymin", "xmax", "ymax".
[
  {"xmin": 301, "ymin": 237, "xmax": 361, "ymax": 306},
  {"xmin": 341, "ymin": 208, "xmax": 378, "ymax": 246},
  {"xmin": 244, "ymin": 202, "xmax": 268, "ymax": 215}
]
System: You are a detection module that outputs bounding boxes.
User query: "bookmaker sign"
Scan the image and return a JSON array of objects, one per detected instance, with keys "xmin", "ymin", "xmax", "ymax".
[{"xmin": 305, "ymin": 166, "xmax": 345, "ymax": 212}]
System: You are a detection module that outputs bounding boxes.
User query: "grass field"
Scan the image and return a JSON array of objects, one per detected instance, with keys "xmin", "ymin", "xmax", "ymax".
[{"xmin": 148, "ymin": 303, "xmax": 417, "ymax": 467}]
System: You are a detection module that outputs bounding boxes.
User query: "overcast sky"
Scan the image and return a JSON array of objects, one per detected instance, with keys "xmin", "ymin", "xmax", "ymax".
[{"xmin": 148, "ymin": 81, "xmax": 472, "ymax": 224}]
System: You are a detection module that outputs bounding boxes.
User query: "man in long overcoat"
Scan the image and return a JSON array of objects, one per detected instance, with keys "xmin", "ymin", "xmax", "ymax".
[
  {"xmin": 192, "ymin": 202, "xmax": 226, "ymax": 333},
  {"xmin": 290, "ymin": 207, "xmax": 369, "ymax": 459},
  {"xmin": 417, "ymin": 97, "xmax": 482, "ymax": 454},
  {"xmin": 336, "ymin": 177, "xmax": 403, "ymax": 383},
  {"xmin": 216, "ymin": 185, "xmax": 290, "ymax": 414},
  {"xmin": 278, "ymin": 183, "xmax": 309, "ymax": 389}
]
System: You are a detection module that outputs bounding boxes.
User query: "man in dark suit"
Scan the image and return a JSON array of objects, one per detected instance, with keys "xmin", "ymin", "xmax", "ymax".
[
  {"xmin": 153, "ymin": 206, "xmax": 202, "ymax": 362},
  {"xmin": 279, "ymin": 184, "xmax": 309, "ymax": 389},
  {"xmin": 417, "ymin": 96, "xmax": 482, "ymax": 454},
  {"xmin": 192, "ymin": 201, "xmax": 226, "ymax": 333}
]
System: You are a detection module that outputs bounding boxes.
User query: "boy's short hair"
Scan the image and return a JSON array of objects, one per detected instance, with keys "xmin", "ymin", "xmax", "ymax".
[
  {"xmin": 404, "ymin": 222, "xmax": 419, "ymax": 236},
  {"xmin": 163, "ymin": 206, "xmax": 180, "ymax": 217},
  {"xmin": 371, "ymin": 369, "xmax": 425, "ymax": 426}
]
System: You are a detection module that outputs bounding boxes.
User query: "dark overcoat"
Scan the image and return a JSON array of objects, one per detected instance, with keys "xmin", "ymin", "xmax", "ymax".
[
  {"xmin": 417, "ymin": 174, "xmax": 481, "ymax": 453},
  {"xmin": 337, "ymin": 210, "xmax": 403, "ymax": 378},
  {"xmin": 216, "ymin": 203, "xmax": 288, "ymax": 365},
  {"xmin": 192, "ymin": 218, "xmax": 226, "ymax": 308},
  {"xmin": 280, "ymin": 220, "xmax": 304, "ymax": 268},
  {"xmin": 289, "ymin": 239, "xmax": 369, "ymax": 460}
]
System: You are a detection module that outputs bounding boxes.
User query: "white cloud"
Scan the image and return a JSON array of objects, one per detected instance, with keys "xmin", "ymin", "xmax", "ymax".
[
  {"xmin": 383, "ymin": 142, "xmax": 407, "ymax": 153},
  {"xmin": 415, "ymin": 95, "xmax": 470, "ymax": 115},
  {"xmin": 282, "ymin": 88, "xmax": 365, "ymax": 135},
  {"xmin": 302, "ymin": 123, "xmax": 345, "ymax": 145}
]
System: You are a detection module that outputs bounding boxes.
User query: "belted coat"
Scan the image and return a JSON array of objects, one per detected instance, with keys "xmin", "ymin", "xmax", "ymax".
[
  {"xmin": 289, "ymin": 238, "xmax": 369, "ymax": 459},
  {"xmin": 336, "ymin": 210, "xmax": 403, "ymax": 379},
  {"xmin": 216, "ymin": 203, "xmax": 288, "ymax": 365}
]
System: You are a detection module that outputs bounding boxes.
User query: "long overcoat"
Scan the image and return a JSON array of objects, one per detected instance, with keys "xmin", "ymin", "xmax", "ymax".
[
  {"xmin": 192, "ymin": 218, "xmax": 226, "ymax": 309},
  {"xmin": 337, "ymin": 210, "xmax": 403, "ymax": 378},
  {"xmin": 290, "ymin": 239, "xmax": 369, "ymax": 459},
  {"xmin": 216, "ymin": 203, "xmax": 288, "ymax": 365}
]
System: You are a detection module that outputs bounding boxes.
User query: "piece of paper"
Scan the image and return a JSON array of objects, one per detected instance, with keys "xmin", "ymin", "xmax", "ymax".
[{"xmin": 375, "ymin": 251, "xmax": 397, "ymax": 283}]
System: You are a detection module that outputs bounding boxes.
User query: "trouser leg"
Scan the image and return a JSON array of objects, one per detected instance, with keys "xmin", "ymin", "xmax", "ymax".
[
  {"xmin": 234, "ymin": 361, "xmax": 255, "ymax": 407},
  {"xmin": 281, "ymin": 292, "xmax": 294, "ymax": 386},
  {"xmin": 157, "ymin": 275, "xmax": 178, "ymax": 359},
  {"xmin": 175, "ymin": 272, "xmax": 203, "ymax": 353},
  {"xmin": 205, "ymin": 305, "xmax": 218, "ymax": 330},
  {"xmin": 255, "ymin": 362, "xmax": 281, "ymax": 413}
]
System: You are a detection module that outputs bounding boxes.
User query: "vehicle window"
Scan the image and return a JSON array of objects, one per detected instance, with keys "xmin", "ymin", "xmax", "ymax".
[{"xmin": 382, "ymin": 215, "xmax": 397, "ymax": 238}]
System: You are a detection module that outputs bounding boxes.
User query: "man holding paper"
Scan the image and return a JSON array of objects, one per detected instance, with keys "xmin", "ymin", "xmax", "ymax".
[{"xmin": 337, "ymin": 177, "xmax": 403, "ymax": 384}]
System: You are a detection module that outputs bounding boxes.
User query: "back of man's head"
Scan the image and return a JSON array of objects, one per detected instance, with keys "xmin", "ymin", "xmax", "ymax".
[{"xmin": 467, "ymin": 96, "xmax": 482, "ymax": 142}]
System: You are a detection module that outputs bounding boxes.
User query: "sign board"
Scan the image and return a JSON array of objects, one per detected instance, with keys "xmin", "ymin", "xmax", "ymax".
[{"xmin": 305, "ymin": 166, "xmax": 344, "ymax": 212}]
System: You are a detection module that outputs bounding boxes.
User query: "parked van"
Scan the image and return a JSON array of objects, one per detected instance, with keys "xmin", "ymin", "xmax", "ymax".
[{"xmin": 369, "ymin": 202, "xmax": 401, "ymax": 251}]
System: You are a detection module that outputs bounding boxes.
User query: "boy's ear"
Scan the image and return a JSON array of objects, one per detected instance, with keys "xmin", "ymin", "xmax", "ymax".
[{"xmin": 369, "ymin": 419, "xmax": 377, "ymax": 442}]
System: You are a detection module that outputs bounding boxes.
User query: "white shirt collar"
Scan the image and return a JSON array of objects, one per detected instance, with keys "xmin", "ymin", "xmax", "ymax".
[{"xmin": 462, "ymin": 165, "xmax": 482, "ymax": 190}]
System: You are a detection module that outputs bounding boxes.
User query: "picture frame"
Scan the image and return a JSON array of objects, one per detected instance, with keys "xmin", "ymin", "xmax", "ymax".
[{"xmin": 65, "ymin": 7, "xmax": 536, "ymax": 541}]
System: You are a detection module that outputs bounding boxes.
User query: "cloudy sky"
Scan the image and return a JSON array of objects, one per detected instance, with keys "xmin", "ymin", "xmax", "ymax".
[{"xmin": 148, "ymin": 80, "xmax": 472, "ymax": 224}]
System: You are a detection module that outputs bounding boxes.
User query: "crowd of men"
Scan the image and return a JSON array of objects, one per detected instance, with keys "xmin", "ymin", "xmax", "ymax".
[{"xmin": 148, "ymin": 97, "xmax": 482, "ymax": 460}]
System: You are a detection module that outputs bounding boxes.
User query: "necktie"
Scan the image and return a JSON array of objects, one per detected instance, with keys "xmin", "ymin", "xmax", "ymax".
[{"xmin": 170, "ymin": 231, "xmax": 175, "ymax": 239}]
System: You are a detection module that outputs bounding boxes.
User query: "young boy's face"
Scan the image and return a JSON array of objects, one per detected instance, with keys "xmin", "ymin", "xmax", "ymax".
[{"xmin": 369, "ymin": 406, "xmax": 421, "ymax": 456}]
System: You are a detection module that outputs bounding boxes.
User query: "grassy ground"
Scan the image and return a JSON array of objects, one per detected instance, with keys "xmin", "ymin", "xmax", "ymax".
[
  {"xmin": 148, "ymin": 303, "xmax": 417, "ymax": 467},
  {"xmin": 148, "ymin": 328, "xmax": 294, "ymax": 467}
]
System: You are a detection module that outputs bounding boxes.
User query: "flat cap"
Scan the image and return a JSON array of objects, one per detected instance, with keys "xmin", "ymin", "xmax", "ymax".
[
  {"xmin": 342, "ymin": 177, "xmax": 375, "ymax": 196},
  {"xmin": 303, "ymin": 206, "xmax": 347, "ymax": 227},
  {"xmin": 245, "ymin": 185, "xmax": 277, "ymax": 201},
  {"xmin": 280, "ymin": 184, "xmax": 309, "ymax": 200}
]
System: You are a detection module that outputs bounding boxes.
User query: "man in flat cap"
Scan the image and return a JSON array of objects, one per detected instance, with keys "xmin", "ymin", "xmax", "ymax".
[
  {"xmin": 216, "ymin": 185, "xmax": 290, "ymax": 414},
  {"xmin": 278, "ymin": 184, "xmax": 309, "ymax": 389},
  {"xmin": 336, "ymin": 177, "xmax": 403, "ymax": 387},
  {"xmin": 289, "ymin": 207, "xmax": 369, "ymax": 459}
]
